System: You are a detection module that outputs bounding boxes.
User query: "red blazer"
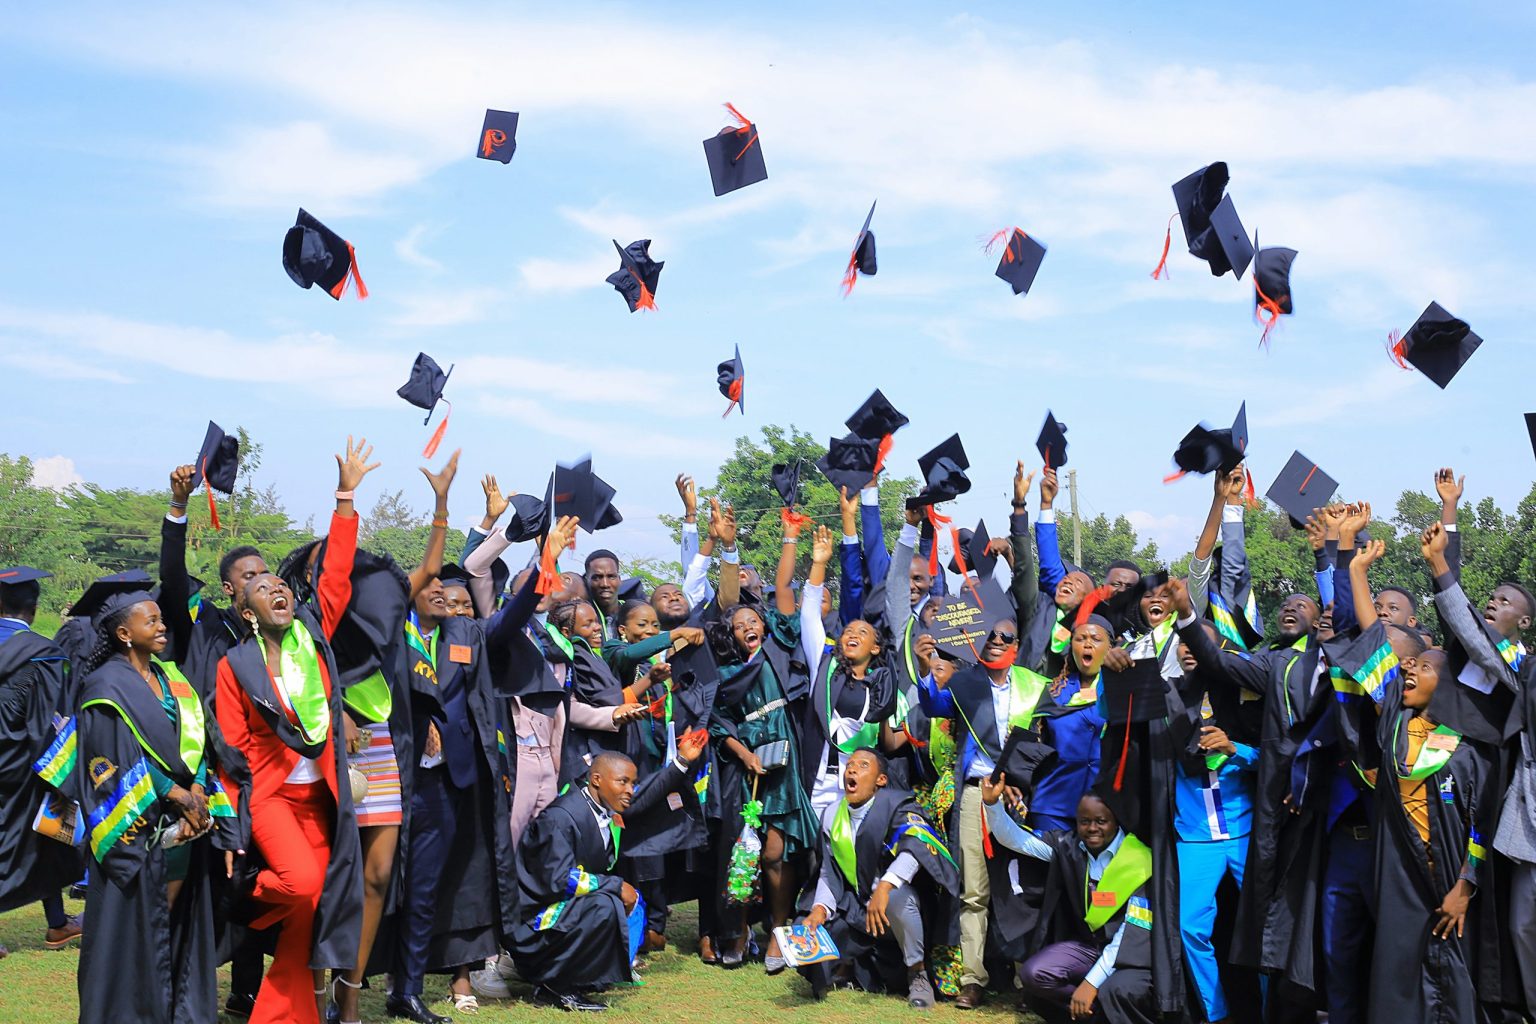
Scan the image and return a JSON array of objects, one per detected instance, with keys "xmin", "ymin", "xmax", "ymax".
[{"xmin": 217, "ymin": 511, "xmax": 358, "ymax": 813}]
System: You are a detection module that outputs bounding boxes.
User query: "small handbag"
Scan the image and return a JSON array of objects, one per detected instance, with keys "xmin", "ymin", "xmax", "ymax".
[{"xmin": 752, "ymin": 740, "xmax": 790, "ymax": 772}]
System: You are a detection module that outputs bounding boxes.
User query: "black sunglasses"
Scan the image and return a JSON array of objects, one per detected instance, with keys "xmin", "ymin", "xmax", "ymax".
[{"xmin": 986, "ymin": 630, "xmax": 1018, "ymax": 645}]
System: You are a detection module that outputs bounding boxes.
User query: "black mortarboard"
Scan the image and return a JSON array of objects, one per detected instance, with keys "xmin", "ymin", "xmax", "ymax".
[
  {"xmin": 817, "ymin": 433, "xmax": 880, "ymax": 496},
  {"xmin": 845, "ymin": 389, "xmax": 909, "ymax": 444},
  {"xmin": 1266, "ymin": 451, "xmax": 1338, "ymax": 528},
  {"xmin": 946, "ymin": 520, "xmax": 997, "ymax": 581},
  {"xmin": 504, "ymin": 491, "xmax": 549, "ymax": 544},
  {"xmin": 282, "ymin": 208, "xmax": 365, "ymax": 299},
  {"xmin": 617, "ymin": 577, "xmax": 648, "ymax": 603},
  {"xmin": 607, "ymin": 239, "xmax": 663, "ymax": 312},
  {"xmin": 1391, "ymin": 301, "xmax": 1483, "ymax": 389},
  {"xmin": 437, "ymin": 563, "xmax": 472, "ymax": 587},
  {"xmin": 717, "ymin": 344, "xmax": 744, "ymax": 415},
  {"xmin": 0, "ymin": 566, "xmax": 52, "ymax": 585},
  {"xmin": 771, "ymin": 461, "xmax": 804, "ymax": 508},
  {"xmin": 905, "ymin": 434, "xmax": 971, "ymax": 509},
  {"xmin": 989, "ymin": 725, "xmax": 1060, "ymax": 790},
  {"xmin": 702, "ymin": 103, "xmax": 767, "ymax": 197},
  {"xmin": 67, "ymin": 570, "xmax": 156, "ymax": 620},
  {"xmin": 841, "ymin": 201, "xmax": 878, "ymax": 294},
  {"xmin": 1253, "ymin": 245, "xmax": 1297, "ymax": 315},
  {"xmin": 1206, "ymin": 196, "xmax": 1254, "ymax": 280},
  {"xmin": 477, "ymin": 109, "xmax": 518, "ymax": 164},
  {"xmin": 1101, "ymin": 658, "xmax": 1169, "ymax": 723},
  {"xmin": 668, "ymin": 634, "xmax": 721, "ymax": 697},
  {"xmin": 1169, "ymin": 424, "xmax": 1244, "ymax": 478},
  {"xmin": 191, "ymin": 420, "xmax": 240, "ymax": 496},
  {"xmin": 591, "ymin": 471, "xmax": 623, "ymax": 531},
  {"xmin": 1036, "ymin": 411, "xmax": 1068, "ymax": 470},
  {"xmin": 1230, "ymin": 401, "xmax": 1249, "ymax": 457},
  {"xmin": 1525, "ymin": 413, "xmax": 1536, "ymax": 461},
  {"xmin": 396, "ymin": 352, "xmax": 453, "ymax": 425},
  {"xmin": 1171, "ymin": 162, "xmax": 1250, "ymax": 278},
  {"xmin": 992, "ymin": 228, "xmax": 1047, "ymax": 296},
  {"xmin": 552, "ymin": 458, "xmax": 595, "ymax": 531}
]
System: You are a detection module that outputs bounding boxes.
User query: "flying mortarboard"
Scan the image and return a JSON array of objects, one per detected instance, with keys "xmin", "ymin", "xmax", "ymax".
[
  {"xmin": 817, "ymin": 433, "xmax": 880, "ymax": 496},
  {"xmin": 770, "ymin": 461, "xmax": 804, "ymax": 509},
  {"xmin": 988, "ymin": 227, "xmax": 1047, "ymax": 296},
  {"xmin": 282, "ymin": 208, "xmax": 367, "ymax": 300},
  {"xmin": 1387, "ymin": 302, "xmax": 1483, "ymax": 389},
  {"xmin": 477, "ymin": 109, "xmax": 518, "ymax": 164},
  {"xmin": 1167, "ymin": 163, "xmax": 1251, "ymax": 279},
  {"xmin": 840, "ymin": 201, "xmax": 878, "ymax": 296},
  {"xmin": 1253, "ymin": 242, "xmax": 1297, "ymax": 348},
  {"xmin": 1266, "ymin": 451, "xmax": 1338, "ymax": 528},
  {"xmin": 1525, "ymin": 413, "xmax": 1536, "ymax": 461},
  {"xmin": 503, "ymin": 492, "xmax": 549, "ymax": 544},
  {"xmin": 607, "ymin": 239, "xmax": 663, "ymax": 312},
  {"xmin": 551, "ymin": 457, "xmax": 622, "ymax": 534},
  {"xmin": 1036, "ymin": 412, "xmax": 1068, "ymax": 470},
  {"xmin": 1206, "ymin": 196, "xmax": 1254, "ymax": 280},
  {"xmin": 717, "ymin": 345, "xmax": 744, "ymax": 417},
  {"xmin": 702, "ymin": 102, "xmax": 767, "ymax": 197},
  {"xmin": 396, "ymin": 352, "xmax": 455, "ymax": 458},
  {"xmin": 844, "ymin": 389, "xmax": 908, "ymax": 475},
  {"xmin": 905, "ymin": 434, "xmax": 971, "ymax": 510},
  {"xmin": 945, "ymin": 520, "xmax": 998, "ymax": 581},
  {"xmin": 1166, "ymin": 424, "xmax": 1244, "ymax": 482},
  {"xmin": 191, "ymin": 420, "xmax": 240, "ymax": 530}
]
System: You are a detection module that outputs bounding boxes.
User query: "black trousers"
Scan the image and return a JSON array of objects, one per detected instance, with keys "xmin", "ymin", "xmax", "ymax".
[{"xmin": 396, "ymin": 766, "xmax": 460, "ymax": 994}]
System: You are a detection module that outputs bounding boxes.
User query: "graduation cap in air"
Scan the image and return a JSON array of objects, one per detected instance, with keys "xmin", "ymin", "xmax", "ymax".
[
  {"xmin": 905, "ymin": 434, "xmax": 971, "ymax": 510},
  {"xmin": 717, "ymin": 345, "xmax": 744, "ymax": 417},
  {"xmin": 503, "ymin": 491, "xmax": 549, "ymax": 544},
  {"xmin": 989, "ymin": 725, "xmax": 1060, "ymax": 790},
  {"xmin": 551, "ymin": 457, "xmax": 622, "ymax": 534},
  {"xmin": 844, "ymin": 389, "xmax": 908, "ymax": 475},
  {"xmin": 282, "ymin": 208, "xmax": 367, "ymax": 300},
  {"xmin": 1387, "ymin": 302, "xmax": 1483, "ymax": 389},
  {"xmin": 1266, "ymin": 451, "xmax": 1337, "ymax": 528},
  {"xmin": 1036, "ymin": 411, "xmax": 1068, "ymax": 470},
  {"xmin": 946, "ymin": 520, "xmax": 998, "ymax": 581},
  {"xmin": 477, "ymin": 109, "xmax": 518, "ymax": 163},
  {"xmin": 1526, "ymin": 413, "xmax": 1536, "ymax": 461},
  {"xmin": 702, "ymin": 102, "xmax": 767, "ymax": 196},
  {"xmin": 396, "ymin": 352, "xmax": 455, "ymax": 458},
  {"xmin": 988, "ymin": 227, "xmax": 1047, "ymax": 296},
  {"xmin": 1168, "ymin": 163, "xmax": 1252, "ymax": 279},
  {"xmin": 817, "ymin": 433, "xmax": 880, "ymax": 496},
  {"xmin": 1253, "ymin": 242, "xmax": 1297, "ymax": 347},
  {"xmin": 1166, "ymin": 424, "xmax": 1244, "ymax": 482},
  {"xmin": 190, "ymin": 421, "xmax": 240, "ymax": 530},
  {"xmin": 607, "ymin": 239, "xmax": 663, "ymax": 312},
  {"xmin": 66, "ymin": 569, "xmax": 156, "ymax": 621},
  {"xmin": 841, "ymin": 201, "xmax": 878, "ymax": 295},
  {"xmin": 771, "ymin": 460, "xmax": 805, "ymax": 509}
]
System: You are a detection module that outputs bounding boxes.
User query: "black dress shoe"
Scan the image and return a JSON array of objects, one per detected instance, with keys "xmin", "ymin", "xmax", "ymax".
[
  {"xmin": 530, "ymin": 984, "xmax": 608, "ymax": 1012},
  {"xmin": 385, "ymin": 993, "xmax": 452, "ymax": 1024},
  {"xmin": 223, "ymin": 993, "xmax": 258, "ymax": 1019}
]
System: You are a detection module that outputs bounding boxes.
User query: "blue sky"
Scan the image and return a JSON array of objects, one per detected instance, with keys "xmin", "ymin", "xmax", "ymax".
[{"xmin": 1, "ymin": 1, "xmax": 1533, "ymax": 570}]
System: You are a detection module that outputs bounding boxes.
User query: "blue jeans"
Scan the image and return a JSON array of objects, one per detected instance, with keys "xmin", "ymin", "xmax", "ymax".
[
  {"xmin": 1178, "ymin": 835, "xmax": 1248, "ymax": 1021},
  {"xmin": 1321, "ymin": 824, "xmax": 1375, "ymax": 1024}
]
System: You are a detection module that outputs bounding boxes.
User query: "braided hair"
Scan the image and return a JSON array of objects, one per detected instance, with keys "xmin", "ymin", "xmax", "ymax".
[
  {"xmin": 277, "ymin": 540, "xmax": 322, "ymax": 605},
  {"xmin": 82, "ymin": 604, "xmax": 138, "ymax": 677}
]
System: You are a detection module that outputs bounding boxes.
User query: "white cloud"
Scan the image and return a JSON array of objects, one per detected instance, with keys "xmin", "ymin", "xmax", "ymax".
[
  {"xmin": 0, "ymin": 346, "xmax": 134, "ymax": 383},
  {"xmin": 394, "ymin": 224, "xmax": 443, "ymax": 272},
  {"xmin": 30, "ymin": 455, "xmax": 85, "ymax": 490},
  {"xmin": 387, "ymin": 287, "xmax": 505, "ymax": 329}
]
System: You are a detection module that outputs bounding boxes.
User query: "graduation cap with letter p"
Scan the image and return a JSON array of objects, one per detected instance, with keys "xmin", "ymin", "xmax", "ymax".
[
  {"xmin": 987, "ymin": 227, "xmax": 1047, "ymax": 296},
  {"xmin": 1387, "ymin": 301, "xmax": 1483, "ymax": 389},
  {"xmin": 841, "ymin": 201, "xmax": 878, "ymax": 296},
  {"xmin": 396, "ymin": 352, "xmax": 454, "ymax": 458},
  {"xmin": 191, "ymin": 420, "xmax": 240, "ymax": 530},
  {"xmin": 282, "ymin": 208, "xmax": 367, "ymax": 300},
  {"xmin": 477, "ymin": 109, "xmax": 518, "ymax": 163},
  {"xmin": 607, "ymin": 239, "xmax": 663, "ymax": 312},
  {"xmin": 702, "ymin": 102, "xmax": 767, "ymax": 196},
  {"xmin": 717, "ymin": 345, "xmax": 744, "ymax": 417}
]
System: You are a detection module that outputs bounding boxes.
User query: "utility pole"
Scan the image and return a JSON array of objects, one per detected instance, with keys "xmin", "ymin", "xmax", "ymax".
[{"xmin": 1067, "ymin": 469, "xmax": 1082, "ymax": 567}]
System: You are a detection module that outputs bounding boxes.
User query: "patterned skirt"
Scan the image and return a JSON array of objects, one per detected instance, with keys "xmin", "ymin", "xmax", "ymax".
[{"xmin": 349, "ymin": 720, "xmax": 403, "ymax": 827}]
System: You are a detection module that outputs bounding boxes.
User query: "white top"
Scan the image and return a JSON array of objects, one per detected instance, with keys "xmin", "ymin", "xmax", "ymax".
[{"xmin": 274, "ymin": 675, "xmax": 324, "ymax": 783}]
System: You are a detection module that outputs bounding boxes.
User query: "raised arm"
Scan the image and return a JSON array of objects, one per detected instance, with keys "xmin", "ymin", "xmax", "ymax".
[
  {"xmin": 1215, "ymin": 467, "xmax": 1253, "ymax": 616},
  {"xmin": 837, "ymin": 487, "xmax": 864, "ymax": 625},
  {"xmin": 159, "ymin": 464, "xmax": 196, "ymax": 666},
  {"xmin": 802, "ymin": 526, "xmax": 835, "ymax": 663},
  {"xmin": 1331, "ymin": 502, "xmax": 1369, "ymax": 637},
  {"xmin": 885, "ymin": 506, "xmax": 920, "ymax": 635},
  {"xmin": 772, "ymin": 500, "xmax": 799, "ymax": 618},
  {"xmin": 1424, "ymin": 522, "xmax": 1514, "ymax": 686},
  {"xmin": 464, "ymin": 473, "xmax": 510, "ymax": 564},
  {"xmin": 320, "ymin": 435, "xmax": 378, "ymax": 639},
  {"xmin": 716, "ymin": 499, "xmax": 743, "ymax": 612},
  {"xmin": 676, "ymin": 474, "xmax": 707, "ymax": 591},
  {"xmin": 464, "ymin": 519, "xmax": 514, "ymax": 619},
  {"xmin": 407, "ymin": 449, "xmax": 460, "ymax": 599},
  {"xmin": 861, "ymin": 478, "xmax": 891, "ymax": 591},
  {"xmin": 484, "ymin": 517, "xmax": 576, "ymax": 656},
  {"xmin": 1349, "ymin": 539, "xmax": 1385, "ymax": 631},
  {"xmin": 1007, "ymin": 461, "xmax": 1038, "ymax": 623},
  {"xmin": 1167, "ymin": 577, "xmax": 1269, "ymax": 695},
  {"xmin": 1435, "ymin": 468, "xmax": 1464, "ymax": 581},
  {"xmin": 1036, "ymin": 468, "xmax": 1066, "ymax": 591}
]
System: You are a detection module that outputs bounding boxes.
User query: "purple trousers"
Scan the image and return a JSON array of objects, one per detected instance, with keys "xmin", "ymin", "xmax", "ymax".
[{"xmin": 1019, "ymin": 939, "xmax": 1101, "ymax": 1016}]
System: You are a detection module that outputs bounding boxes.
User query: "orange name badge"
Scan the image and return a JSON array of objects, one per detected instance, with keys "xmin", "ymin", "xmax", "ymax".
[
  {"xmin": 449, "ymin": 644, "xmax": 473, "ymax": 665},
  {"xmin": 1425, "ymin": 732, "xmax": 1460, "ymax": 753},
  {"xmin": 168, "ymin": 679, "xmax": 195, "ymax": 700},
  {"xmin": 1091, "ymin": 890, "xmax": 1117, "ymax": 907}
]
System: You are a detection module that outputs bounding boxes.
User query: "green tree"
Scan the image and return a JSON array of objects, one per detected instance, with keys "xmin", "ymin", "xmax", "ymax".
[
  {"xmin": 1051, "ymin": 512, "xmax": 1164, "ymax": 581},
  {"xmin": 659, "ymin": 425, "xmax": 919, "ymax": 582},
  {"xmin": 359, "ymin": 489, "xmax": 467, "ymax": 571}
]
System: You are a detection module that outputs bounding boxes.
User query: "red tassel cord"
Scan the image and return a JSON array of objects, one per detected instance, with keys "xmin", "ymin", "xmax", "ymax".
[
  {"xmin": 422, "ymin": 400, "xmax": 451, "ymax": 459},
  {"xmin": 1298, "ymin": 464, "xmax": 1318, "ymax": 494},
  {"xmin": 329, "ymin": 243, "xmax": 368, "ymax": 300},
  {"xmin": 481, "ymin": 128, "xmax": 507, "ymax": 157},
  {"xmin": 1113, "ymin": 707, "xmax": 1132, "ymax": 791},
  {"xmin": 1073, "ymin": 585, "xmax": 1116, "ymax": 629},
  {"xmin": 1243, "ymin": 468, "xmax": 1258, "ymax": 508},
  {"xmin": 632, "ymin": 272, "xmax": 656, "ymax": 311},
  {"xmin": 1150, "ymin": 214, "xmax": 1176, "ymax": 280},
  {"xmin": 722, "ymin": 102, "xmax": 759, "ymax": 161},
  {"xmin": 924, "ymin": 506, "xmax": 951, "ymax": 578},
  {"xmin": 1162, "ymin": 469, "xmax": 1187, "ymax": 485},
  {"xmin": 872, "ymin": 433, "xmax": 894, "ymax": 477},
  {"xmin": 1385, "ymin": 330, "xmax": 1411, "ymax": 370},
  {"xmin": 984, "ymin": 228, "xmax": 1021, "ymax": 260},
  {"xmin": 1043, "ymin": 445, "xmax": 1053, "ymax": 472},
  {"xmin": 202, "ymin": 456, "xmax": 221, "ymax": 531},
  {"xmin": 1254, "ymin": 279, "xmax": 1285, "ymax": 350},
  {"xmin": 840, "ymin": 251, "xmax": 860, "ymax": 296},
  {"xmin": 533, "ymin": 543, "xmax": 559, "ymax": 597},
  {"xmin": 980, "ymin": 803, "xmax": 995, "ymax": 859},
  {"xmin": 780, "ymin": 507, "xmax": 810, "ymax": 531},
  {"xmin": 721, "ymin": 378, "xmax": 743, "ymax": 419}
]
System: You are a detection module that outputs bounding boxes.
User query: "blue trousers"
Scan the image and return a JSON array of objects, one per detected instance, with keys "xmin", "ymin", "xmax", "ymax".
[
  {"xmin": 396, "ymin": 766, "xmax": 461, "ymax": 994},
  {"xmin": 1177, "ymin": 836, "xmax": 1248, "ymax": 1022},
  {"xmin": 1321, "ymin": 825, "xmax": 1375, "ymax": 1024}
]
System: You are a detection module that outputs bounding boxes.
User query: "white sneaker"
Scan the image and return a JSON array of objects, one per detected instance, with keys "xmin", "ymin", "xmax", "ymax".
[{"xmin": 469, "ymin": 968, "xmax": 513, "ymax": 1000}]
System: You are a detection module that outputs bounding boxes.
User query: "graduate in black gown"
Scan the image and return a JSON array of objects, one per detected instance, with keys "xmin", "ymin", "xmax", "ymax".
[{"xmin": 509, "ymin": 737, "xmax": 708, "ymax": 1011}]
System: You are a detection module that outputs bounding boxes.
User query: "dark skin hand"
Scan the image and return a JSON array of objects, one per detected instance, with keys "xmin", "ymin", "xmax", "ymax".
[{"xmin": 1434, "ymin": 879, "xmax": 1474, "ymax": 939}]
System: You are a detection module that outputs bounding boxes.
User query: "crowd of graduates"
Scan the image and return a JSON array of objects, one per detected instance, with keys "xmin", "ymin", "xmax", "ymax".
[{"xmin": 2, "ymin": 415, "xmax": 1536, "ymax": 1024}]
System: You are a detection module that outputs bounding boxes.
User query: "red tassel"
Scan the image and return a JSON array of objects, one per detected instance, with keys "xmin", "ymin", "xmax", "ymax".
[
  {"xmin": 721, "ymin": 378, "xmax": 743, "ymax": 418},
  {"xmin": 1150, "ymin": 214, "xmax": 1176, "ymax": 280},
  {"xmin": 1113, "ymin": 707, "xmax": 1131, "ymax": 791},
  {"xmin": 1243, "ymin": 468, "xmax": 1258, "ymax": 508},
  {"xmin": 1043, "ymin": 445, "xmax": 1052, "ymax": 472},
  {"xmin": 1162, "ymin": 469, "xmax": 1187, "ymax": 485},
  {"xmin": 980, "ymin": 804, "xmax": 995, "ymax": 859},
  {"xmin": 202, "ymin": 456, "xmax": 221, "ymax": 531},
  {"xmin": 1299, "ymin": 464, "xmax": 1318, "ymax": 493},
  {"xmin": 533, "ymin": 544, "xmax": 558, "ymax": 597},
  {"xmin": 979, "ymin": 644, "xmax": 1019, "ymax": 671},
  {"xmin": 634, "ymin": 275, "xmax": 656, "ymax": 311},
  {"xmin": 422, "ymin": 400, "xmax": 451, "ymax": 459},
  {"xmin": 841, "ymin": 252, "xmax": 860, "ymax": 296},
  {"xmin": 1254, "ymin": 279, "xmax": 1285, "ymax": 350},
  {"xmin": 1073, "ymin": 585, "xmax": 1116, "ymax": 629},
  {"xmin": 329, "ymin": 243, "xmax": 368, "ymax": 300},
  {"xmin": 481, "ymin": 128, "xmax": 507, "ymax": 157},
  {"xmin": 1385, "ymin": 330, "xmax": 1411, "ymax": 370},
  {"xmin": 872, "ymin": 433, "xmax": 894, "ymax": 476},
  {"xmin": 983, "ymin": 228, "xmax": 1019, "ymax": 261},
  {"xmin": 780, "ymin": 507, "xmax": 810, "ymax": 530},
  {"xmin": 924, "ymin": 506, "xmax": 951, "ymax": 578}
]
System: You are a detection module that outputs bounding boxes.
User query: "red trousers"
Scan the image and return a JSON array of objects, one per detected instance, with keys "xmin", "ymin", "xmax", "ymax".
[{"xmin": 249, "ymin": 781, "xmax": 333, "ymax": 1024}]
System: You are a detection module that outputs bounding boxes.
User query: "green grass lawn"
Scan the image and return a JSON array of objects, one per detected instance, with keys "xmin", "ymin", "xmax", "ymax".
[{"xmin": 1, "ymin": 897, "xmax": 1041, "ymax": 1023}]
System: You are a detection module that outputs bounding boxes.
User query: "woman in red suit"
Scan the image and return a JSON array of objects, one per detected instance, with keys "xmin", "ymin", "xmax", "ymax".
[{"xmin": 216, "ymin": 437, "xmax": 378, "ymax": 1024}]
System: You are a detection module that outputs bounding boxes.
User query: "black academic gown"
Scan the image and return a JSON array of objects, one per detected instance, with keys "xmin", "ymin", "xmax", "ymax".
[
  {"xmin": 800, "ymin": 788, "xmax": 959, "ymax": 993},
  {"xmin": 1030, "ymin": 829, "xmax": 1158, "ymax": 998},
  {"xmin": 796, "ymin": 653, "xmax": 897, "ymax": 796},
  {"xmin": 1369, "ymin": 692, "xmax": 1497, "ymax": 1023},
  {"xmin": 566, "ymin": 640, "xmax": 634, "ymax": 776},
  {"xmin": 223, "ymin": 606, "xmax": 364, "ymax": 970},
  {"xmin": 0, "ymin": 627, "xmax": 78, "ymax": 912},
  {"xmin": 74, "ymin": 657, "xmax": 228, "ymax": 1024},
  {"xmin": 509, "ymin": 766, "xmax": 690, "ymax": 990}
]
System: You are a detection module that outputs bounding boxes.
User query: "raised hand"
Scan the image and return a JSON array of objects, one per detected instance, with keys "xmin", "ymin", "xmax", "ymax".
[
  {"xmin": 677, "ymin": 727, "xmax": 710, "ymax": 764},
  {"xmin": 810, "ymin": 525, "xmax": 835, "ymax": 565},
  {"xmin": 1014, "ymin": 460, "xmax": 1035, "ymax": 507},
  {"xmin": 706, "ymin": 497, "xmax": 724, "ymax": 541},
  {"xmin": 1421, "ymin": 522, "xmax": 1449, "ymax": 562},
  {"xmin": 336, "ymin": 436, "xmax": 380, "ymax": 494},
  {"xmin": 838, "ymin": 486, "xmax": 858, "ymax": 535},
  {"xmin": 1302, "ymin": 514, "xmax": 1327, "ymax": 552},
  {"xmin": 676, "ymin": 473, "xmax": 697, "ymax": 522},
  {"xmin": 544, "ymin": 514, "xmax": 580, "ymax": 557},
  {"xmin": 169, "ymin": 464, "xmax": 196, "ymax": 507},
  {"xmin": 987, "ymin": 536, "xmax": 1015, "ymax": 569},
  {"xmin": 1434, "ymin": 468, "xmax": 1465, "ymax": 508},
  {"xmin": 718, "ymin": 501, "xmax": 738, "ymax": 549},
  {"xmin": 1164, "ymin": 577, "xmax": 1192, "ymax": 618},
  {"xmin": 420, "ymin": 448, "xmax": 461, "ymax": 504},
  {"xmin": 482, "ymin": 474, "xmax": 509, "ymax": 521},
  {"xmin": 1357, "ymin": 537, "xmax": 1387, "ymax": 568},
  {"xmin": 671, "ymin": 626, "xmax": 706, "ymax": 650},
  {"xmin": 1040, "ymin": 467, "xmax": 1059, "ymax": 509},
  {"xmin": 1219, "ymin": 466, "xmax": 1246, "ymax": 504}
]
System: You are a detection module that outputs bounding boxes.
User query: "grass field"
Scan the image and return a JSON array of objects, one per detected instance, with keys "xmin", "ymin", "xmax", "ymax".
[{"xmin": 0, "ymin": 897, "xmax": 1042, "ymax": 1023}]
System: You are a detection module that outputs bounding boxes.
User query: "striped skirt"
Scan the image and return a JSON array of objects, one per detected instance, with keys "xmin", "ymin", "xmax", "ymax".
[{"xmin": 349, "ymin": 720, "xmax": 403, "ymax": 827}]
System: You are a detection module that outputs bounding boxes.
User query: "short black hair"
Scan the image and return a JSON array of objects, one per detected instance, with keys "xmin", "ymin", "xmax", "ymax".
[
  {"xmin": 219, "ymin": 545, "xmax": 264, "ymax": 586},
  {"xmin": 849, "ymin": 746, "xmax": 889, "ymax": 776},
  {"xmin": 1377, "ymin": 585, "xmax": 1416, "ymax": 605},
  {"xmin": 1106, "ymin": 559, "xmax": 1142, "ymax": 578},
  {"xmin": 1504, "ymin": 583, "xmax": 1536, "ymax": 623},
  {"xmin": 584, "ymin": 550, "xmax": 620, "ymax": 575},
  {"xmin": 0, "ymin": 580, "xmax": 41, "ymax": 616}
]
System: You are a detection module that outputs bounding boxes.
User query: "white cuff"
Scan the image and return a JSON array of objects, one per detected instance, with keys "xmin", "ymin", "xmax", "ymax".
[
  {"xmin": 165, "ymin": 513, "xmax": 188, "ymax": 525},
  {"xmin": 1222, "ymin": 505, "xmax": 1245, "ymax": 523},
  {"xmin": 898, "ymin": 523, "xmax": 920, "ymax": 546},
  {"xmin": 1038, "ymin": 509, "xmax": 1056, "ymax": 524},
  {"xmin": 682, "ymin": 522, "xmax": 699, "ymax": 535},
  {"xmin": 471, "ymin": 524, "xmax": 490, "ymax": 537},
  {"xmin": 1444, "ymin": 523, "xmax": 1458, "ymax": 533},
  {"xmin": 878, "ymin": 870, "xmax": 906, "ymax": 890},
  {"xmin": 1176, "ymin": 612, "xmax": 1198, "ymax": 629},
  {"xmin": 841, "ymin": 534, "xmax": 859, "ymax": 546},
  {"xmin": 720, "ymin": 548, "xmax": 740, "ymax": 565},
  {"xmin": 860, "ymin": 487, "xmax": 880, "ymax": 507}
]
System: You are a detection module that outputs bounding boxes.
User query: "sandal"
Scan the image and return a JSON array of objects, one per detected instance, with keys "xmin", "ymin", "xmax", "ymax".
[
  {"xmin": 332, "ymin": 976, "xmax": 363, "ymax": 1024},
  {"xmin": 453, "ymin": 993, "xmax": 479, "ymax": 1014}
]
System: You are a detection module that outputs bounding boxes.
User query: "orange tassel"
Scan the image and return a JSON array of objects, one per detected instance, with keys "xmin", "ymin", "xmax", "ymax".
[
  {"xmin": 1254, "ymin": 279, "xmax": 1285, "ymax": 350},
  {"xmin": 1299, "ymin": 464, "xmax": 1318, "ymax": 493},
  {"xmin": 841, "ymin": 252, "xmax": 860, "ymax": 296},
  {"xmin": 780, "ymin": 507, "xmax": 810, "ymax": 530},
  {"xmin": 481, "ymin": 128, "xmax": 507, "ymax": 158},
  {"xmin": 202, "ymin": 456, "xmax": 221, "ymax": 531},
  {"xmin": 872, "ymin": 433, "xmax": 894, "ymax": 476},
  {"xmin": 533, "ymin": 544, "xmax": 559, "ymax": 597},
  {"xmin": 980, "ymin": 804, "xmax": 995, "ymax": 859},
  {"xmin": 924, "ymin": 506, "xmax": 951, "ymax": 579},
  {"xmin": 1113, "ymin": 709, "xmax": 1131, "ymax": 791},
  {"xmin": 329, "ymin": 243, "xmax": 368, "ymax": 300},
  {"xmin": 983, "ymin": 228, "xmax": 1019, "ymax": 260},
  {"xmin": 634, "ymin": 276, "xmax": 656, "ymax": 311},
  {"xmin": 1243, "ymin": 468, "xmax": 1258, "ymax": 508},
  {"xmin": 721, "ymin": 378, "xmax": 743, "ymax": 418},
  {"xmin": 722, "ymin": 102, "xmax": 759, "ymax": 160},
  {"xmin": 422, "ymin": 400, "xmax": 451, "ymax": 459},
  {"xmin": 1150, "ymin": 214, "xmax": 1176, "ymax": 280},
  {"xmin": 1162, "ymin": 469, "xmax": 1187, "ymax": 485},
  {"xmin": 1043, "ymin": 445, "xmax": 1052, "ymax": 472},
  {"xmin": 1386, "ymin": 330, "xmax": 1411, "ymax": 370},
  {"xmin": 1073, "ymin": 585, "xmax": 1115, "ymax": 629}
]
